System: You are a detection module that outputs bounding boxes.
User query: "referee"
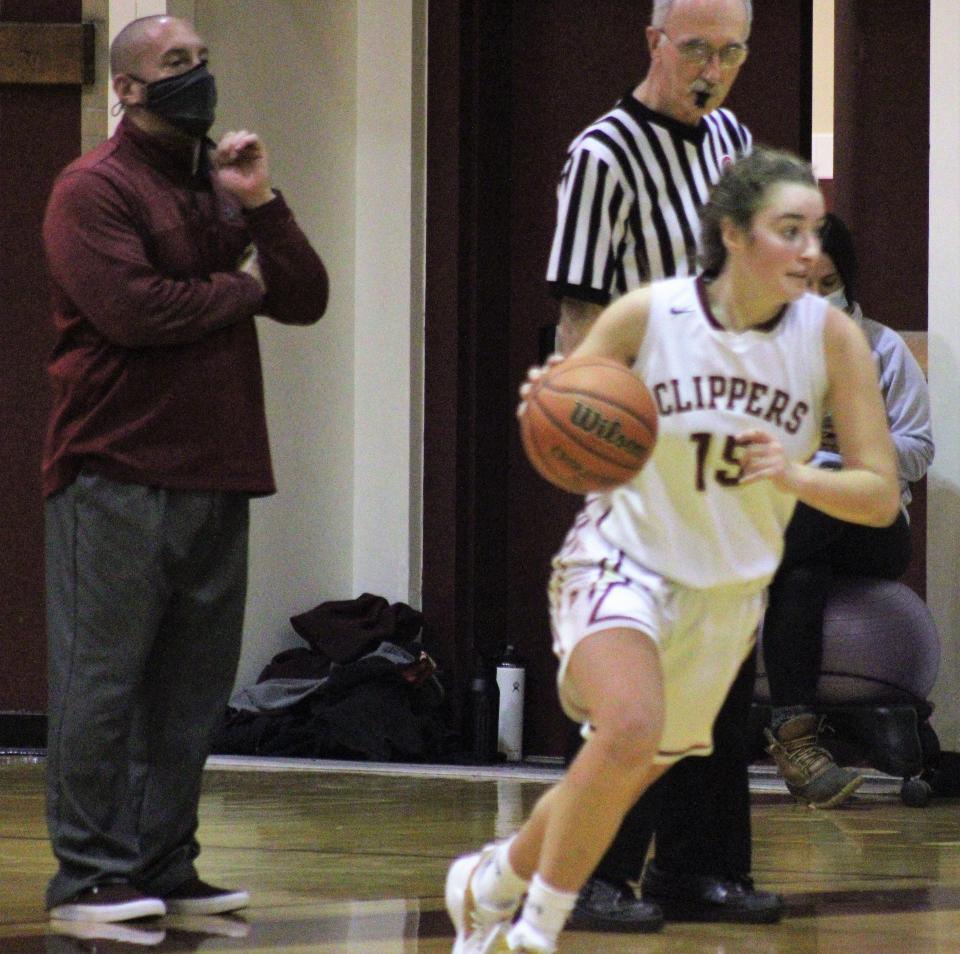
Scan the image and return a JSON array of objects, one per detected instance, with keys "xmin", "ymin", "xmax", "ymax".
[{"xmin": 546, "ymin": 0, "xmax": 783, "ymax": 931}]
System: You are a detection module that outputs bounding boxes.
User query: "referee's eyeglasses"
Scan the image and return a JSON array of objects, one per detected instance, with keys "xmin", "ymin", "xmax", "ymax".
[{"xmin": 658, "ymin": 30, "xmax": 749, "ymax": 69}]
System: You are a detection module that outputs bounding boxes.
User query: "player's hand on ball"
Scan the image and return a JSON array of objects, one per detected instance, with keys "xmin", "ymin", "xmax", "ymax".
[{"xmin": 517, "ymin": 353, "xmax": 564, "ymax": 417}]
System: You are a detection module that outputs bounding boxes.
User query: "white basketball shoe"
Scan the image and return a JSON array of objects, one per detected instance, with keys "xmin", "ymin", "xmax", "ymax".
[{"xmin": 445, "ymin": 845, "xmax": 516, "ymax": 953}]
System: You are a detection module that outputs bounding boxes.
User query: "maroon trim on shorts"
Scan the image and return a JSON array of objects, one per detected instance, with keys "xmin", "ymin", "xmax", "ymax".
[{"xmin": 588, "ymin": 579, "xmax": 636, "ymax": 627}]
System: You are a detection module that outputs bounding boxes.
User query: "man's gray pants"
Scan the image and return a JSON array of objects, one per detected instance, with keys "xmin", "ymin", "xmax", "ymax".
[{"xmin": 45, "ymin": 471, "xmax": 249, "ymax": 908}]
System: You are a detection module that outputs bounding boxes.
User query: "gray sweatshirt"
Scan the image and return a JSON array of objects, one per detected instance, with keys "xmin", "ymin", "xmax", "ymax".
[{"xmin": 814, "ymin": 302, "xmax": 934, "ymax": 513}]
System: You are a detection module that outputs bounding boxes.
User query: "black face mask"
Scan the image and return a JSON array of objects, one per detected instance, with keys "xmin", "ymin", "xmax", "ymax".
[{"xmin": 131, "ymin": 62, "xmax": 217, "ymax": 138}]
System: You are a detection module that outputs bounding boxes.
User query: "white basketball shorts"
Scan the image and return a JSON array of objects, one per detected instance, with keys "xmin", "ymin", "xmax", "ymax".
[{"xmin": 549, "ymin": 516, "xmax": 765, "ymax": 765}]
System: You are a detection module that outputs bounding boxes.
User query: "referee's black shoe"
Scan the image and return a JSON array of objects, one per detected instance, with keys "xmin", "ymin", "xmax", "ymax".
[
  {"xmin": 567, "ymin": 876, "xmax": 664, "ymax": 932},
  {"xmin": 641, "ymin": 861, "xmax": 783, "ymax": 923}
]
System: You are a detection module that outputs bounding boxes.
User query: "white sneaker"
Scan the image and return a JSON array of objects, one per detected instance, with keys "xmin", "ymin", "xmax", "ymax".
[
  {"xmin": 505, "ymin": 920, "xmax": 555, "ymax": 954},
  {"xmin": 162, "ymin": 878, "xmax": 249, "ymax": 915},
  {"xmin": 48, "ymin": 884, "xmax": 166, "ymax": 922},
  {"xmin": 445, "ymin": 845, "xmax": 515, "ymax": 954}
]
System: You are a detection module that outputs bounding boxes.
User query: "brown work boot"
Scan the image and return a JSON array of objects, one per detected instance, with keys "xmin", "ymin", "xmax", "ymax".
[{"xmin": 765, "ymin": 713, "xmax": 865, "ymax": 808}]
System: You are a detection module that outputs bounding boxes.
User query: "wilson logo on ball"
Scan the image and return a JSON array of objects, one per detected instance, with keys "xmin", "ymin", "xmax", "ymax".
[
  {"xmin": 520, "ymin": 355, "xmax": 658, "ymax": 495},
  {"xmin": 570, "ymin": 402, "xmax": 648, "ymax": 459}
]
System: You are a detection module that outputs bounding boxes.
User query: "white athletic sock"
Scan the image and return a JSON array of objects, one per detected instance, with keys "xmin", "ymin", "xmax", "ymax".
[
  {"xmin": 473, "ymin": 837, "xmax": 528, "ymax": 912},
  {"xmin": 507, "ymin": 873, "xmax": 577, "ymax": 951}
]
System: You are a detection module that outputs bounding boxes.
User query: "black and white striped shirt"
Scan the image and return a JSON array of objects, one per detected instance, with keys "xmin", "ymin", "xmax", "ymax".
[{"xmin": 546, "ymin": 93, "xmax": 752, "ymax": 304}]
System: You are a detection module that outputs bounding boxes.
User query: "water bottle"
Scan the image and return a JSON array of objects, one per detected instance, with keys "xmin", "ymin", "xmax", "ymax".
[
  {"xmin": 496, "ymin": 645, "xmax": 526, "ymax": 762},
  {"xmin": 468, "ymin": 663, "xmax": 500, "ymax": 763}
]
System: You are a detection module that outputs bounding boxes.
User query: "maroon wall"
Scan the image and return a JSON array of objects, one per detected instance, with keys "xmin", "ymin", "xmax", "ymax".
[
  {"xmin": 833, "ymin": 0, "xmax": 928, "ymax": 334},
  {"xmin": 0, "ymin": 0, "xmax": 83, "ymax": 713},
  {"xmin": 833, "ymin": 0, "xmax": 929, "ymax": 598}
]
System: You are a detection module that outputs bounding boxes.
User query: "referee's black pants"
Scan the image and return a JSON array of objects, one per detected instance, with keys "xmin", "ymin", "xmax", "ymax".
[{"xmin": 591, "ymin": 649, "xmax": 757, "ymax": 883}]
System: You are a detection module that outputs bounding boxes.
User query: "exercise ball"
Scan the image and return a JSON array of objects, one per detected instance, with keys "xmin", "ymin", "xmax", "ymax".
[{"xmin": 755, "ymin": 578, "xmax": 940, "ymax": 705}]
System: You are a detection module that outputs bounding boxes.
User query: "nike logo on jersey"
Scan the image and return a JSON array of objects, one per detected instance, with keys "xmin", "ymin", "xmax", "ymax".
[{"xmin": 670, "ymin": 305, "xmax": 693, "ymax": 315}]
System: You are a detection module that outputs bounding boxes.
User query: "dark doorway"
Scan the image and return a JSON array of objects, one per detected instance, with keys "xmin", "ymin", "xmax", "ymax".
[
  {"xmin": 425, "ymin": 0, "xmax": 813, "ymax": 758},
  {"xmin": 0, "ymin": 0, "xmax": 83, "ymax": 716}
]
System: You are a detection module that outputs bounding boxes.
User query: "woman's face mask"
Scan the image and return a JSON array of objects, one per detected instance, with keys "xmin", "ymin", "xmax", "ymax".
[
  {"xmin": 824, "ymin": 286, "xmax": 849, "ymax": 312},
  {"xmin": 809, "ymin": 253, "xmax": 849, "ymax": 313},
  {"xmin": 130, "ymin": 62, "xmax": 217, "ymax": 139}
]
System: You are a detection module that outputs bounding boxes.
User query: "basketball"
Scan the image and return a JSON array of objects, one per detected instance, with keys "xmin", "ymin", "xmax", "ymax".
[{"xmin": 520, "ymin": 355, "xmax": 658, "ymax": 494}]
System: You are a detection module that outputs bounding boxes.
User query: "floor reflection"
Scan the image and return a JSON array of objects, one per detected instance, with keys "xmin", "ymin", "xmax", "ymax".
[
  {"xmin": 3, "ymin": 758, "xmax": 960, "ymax": 954},
  {"xmin": 40, "ymin": 900, "xmax": 430, "ymax": 952},
  {"xmin": 47, "ymin": 913, "xmax": 249, "ymax": 950}
]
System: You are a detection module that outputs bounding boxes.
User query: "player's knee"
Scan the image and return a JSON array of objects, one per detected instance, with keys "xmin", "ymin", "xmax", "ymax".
[{"xmin": 593, "ymin": 706, "xmax": 661, "ymax": 772}]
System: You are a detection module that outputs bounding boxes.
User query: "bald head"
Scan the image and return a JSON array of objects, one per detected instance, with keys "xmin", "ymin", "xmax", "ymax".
[
  {"xmin": 651, "ymin": 0, "xmax": 753, "ymax": 30},
  {"xmin": 111, "ymin": 15, "xmax": 171, "ymax": 77},
  {"xmin": 111, "ymin": 15, "xmax": 208, "ymax": 82}
]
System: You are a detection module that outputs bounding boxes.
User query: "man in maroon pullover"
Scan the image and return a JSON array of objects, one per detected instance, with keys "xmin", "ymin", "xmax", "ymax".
[{"xmin": 42, "ymin": 15, "xmax": 328, "ymax": 925}]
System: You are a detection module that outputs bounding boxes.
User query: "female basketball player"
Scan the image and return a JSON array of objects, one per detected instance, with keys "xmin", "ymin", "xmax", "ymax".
[{"xmin": 446, "ymin": 148, "xmax": 899, "ymax": 954}]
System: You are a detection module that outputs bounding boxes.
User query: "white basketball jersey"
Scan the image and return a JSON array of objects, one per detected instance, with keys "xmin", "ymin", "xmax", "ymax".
[{"xmin": 583, "ymin": 276, "xmax": 829, "ymax": 589}]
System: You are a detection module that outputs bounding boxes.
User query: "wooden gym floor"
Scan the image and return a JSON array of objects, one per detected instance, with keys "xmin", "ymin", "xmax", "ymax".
[{"xmin": 2, "ymin": 755, "xmax": 959, "ymax": 953}]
